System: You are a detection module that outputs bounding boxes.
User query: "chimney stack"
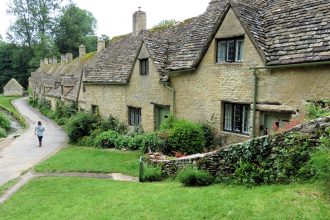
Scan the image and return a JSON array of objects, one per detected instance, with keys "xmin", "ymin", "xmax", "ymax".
[
  {"xmin": 97, "ymin": 39, "xmax": 105, "ymax": 52},
  {"xmin": 53, "ymin": 56, "xmax": 57, "ymax": 64},
  {"xmin": 133, "ymin": 8, "xmax": 146, "ymax": 36},
  {"xmin": 66, "ymin": 53, "xmax": 73, "ymax": 62},
  {"xmin": 61, "ymin": 54, "xmax": 66, "ymax": 63},
  {"xmin": 44, "ymin": 58, "xmax": 48, "ymax": 65},
  {"xmin": 79, "ymin": 45, "xmax": 86, "ymax": 57},
  {"xmin": 49, "ymin": 58, "xmax": 53, "ymax": 64},
  {"xmin": 40, "ymin": 59, "xmax": 44, "ymax": 67}
]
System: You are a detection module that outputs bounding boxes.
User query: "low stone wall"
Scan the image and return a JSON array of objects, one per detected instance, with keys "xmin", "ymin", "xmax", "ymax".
[{"xmin": 150, "ymin": 117, "xmax": 330, "ymax": 176}]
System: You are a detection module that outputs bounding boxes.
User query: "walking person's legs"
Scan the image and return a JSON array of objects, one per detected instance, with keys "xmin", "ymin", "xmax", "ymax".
[{"xmin": 38, "ymin": 136, "xmax": 43, "ymax": 147}]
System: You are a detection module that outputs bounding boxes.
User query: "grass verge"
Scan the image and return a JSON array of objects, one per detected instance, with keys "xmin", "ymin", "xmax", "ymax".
[
  {"xmin": 34, "ymin": 146, "xmax": 142, "ymax": 177},
  {"xmin": 0, "ymin": 179, "xmax": 17, "ymax": 197},
  {"xmin": 0, "ymin": 177, "xmax": 329, "ymax": 219},
  {"xmin": 0, "ymin": 95, "xmax": 27, "ymax": 128}
]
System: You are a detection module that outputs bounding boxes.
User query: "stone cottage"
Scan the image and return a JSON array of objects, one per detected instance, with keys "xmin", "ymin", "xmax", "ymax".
[
  {"xmin": 3, "ymin": 78, "xmax": 24, "ymax": 96},
  {"xmin": 30, "ymin": 0, "xmax": 330, "ymax": 145}
]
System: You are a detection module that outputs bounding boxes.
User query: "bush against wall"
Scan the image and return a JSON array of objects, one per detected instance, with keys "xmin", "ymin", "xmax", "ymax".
[{"xmin": 177, "ymin": 166, "xmax": 214, "ymax": 186}]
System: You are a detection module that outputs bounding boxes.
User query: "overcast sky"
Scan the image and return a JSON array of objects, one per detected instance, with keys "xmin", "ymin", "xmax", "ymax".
[{"xmin": 0, "ymin": 0, "xmax": 210, "ymax": 40}]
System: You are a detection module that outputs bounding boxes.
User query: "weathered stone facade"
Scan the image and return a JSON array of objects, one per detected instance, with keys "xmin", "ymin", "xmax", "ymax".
[{"xmin": 3, "ymin": 78, "xmax": 24, "ymax": 96}]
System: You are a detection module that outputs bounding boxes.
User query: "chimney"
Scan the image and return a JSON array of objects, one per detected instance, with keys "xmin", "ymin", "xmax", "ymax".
[
  {"xmin": 53, "ymin": 56, "xmax": 57, "ymax": 64},
  {"xmin": 133, "ymin": 8, "xmax": 146, "ymax": 36},
  {"xmin": 61, "ymin": 54, "xmax": 66, "ymax": 63},
  {"xmin": 40, "ymin": 59, "xmax": 44, "ymax": 67},
  {"xmin": 79, "ymin": 45, "xmax": 86, "ymax": 57},
  {"xmin": 66, "ymin": 53, "xmax": 73, "ymax": 62},
  {"xmin": 44, "ymin": 58, "xmax": 48, "ymax": 65},
  {"xmin": 49, "ymin": 58, "xmax": 53, "ymax": 64},
  {"xmin": 97, "ymin": 39, "xmax": 105, "ymax": 52}
]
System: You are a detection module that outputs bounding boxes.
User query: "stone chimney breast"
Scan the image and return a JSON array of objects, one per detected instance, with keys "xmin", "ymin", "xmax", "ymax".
[
  {"xmin": 49, "ymin": 58, "xmax": 53, "ymax": 64},
  {"xmin": 53, "ymin": 56, "xmax": 57, "ymax": 64},
  {"xmin": 44, "ymin": 58, "xmax": 48, "ymax": 65},
  {"xmin": 97, "ymin": 39, "xmax": 105, "ymax": 52},
  {"xmin": 79, "ymin": 45, "xmax": 86, "ymax": 57},
  {"xmin": 66, "ymin": 53, "xmax": 73, "ymax": 62},
  {"xmin": 133, "ymin": 9, "xmax": 146, "ymax": 36}
]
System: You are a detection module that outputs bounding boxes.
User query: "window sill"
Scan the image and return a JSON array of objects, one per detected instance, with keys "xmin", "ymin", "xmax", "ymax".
[
  {"xmin": 216, "ymin": 62, "xmax": 243, "ymax": 65},
  {"xmin": 222, "ymin": 130, "xmax": 251, "ymax": 137}
]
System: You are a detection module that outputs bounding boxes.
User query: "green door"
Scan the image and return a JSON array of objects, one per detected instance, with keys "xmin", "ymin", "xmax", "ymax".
[{"xmin": 156, "ymin": 106, "xmax": 170, "ymax": 129}]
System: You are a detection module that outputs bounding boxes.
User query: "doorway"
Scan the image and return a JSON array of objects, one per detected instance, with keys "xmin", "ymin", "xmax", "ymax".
[{"xmin": 155, "ymin": 106, "xmax": 170, "ymax": 130}]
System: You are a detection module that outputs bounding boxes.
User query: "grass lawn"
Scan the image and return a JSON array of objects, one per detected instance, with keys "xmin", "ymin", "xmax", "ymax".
[
  {"xmin": 0, "ymin": 95, "xmax": 20, "ymax": 114},
  {"xmin": 0, "ymin": 179, "xmax": 17, "ymax": 197},
  {"xmin": 34, "ymin": 146, "xmax": 142, "ymax": 177},
  {"xmin": 0, "ymin": 177, "xmax": 328, "ymax": 220}
]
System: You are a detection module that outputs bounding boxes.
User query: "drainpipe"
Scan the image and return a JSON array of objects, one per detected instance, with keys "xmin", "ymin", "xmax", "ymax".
[
  {"xmin": 249, "ymin": 60, "xmax": 330, "ymax": 138},
  {"xmin": 251, "ymin": 67, "xmax": 258, "ymax": 138},
  {"xmin": 165, "ymin": 83, "xmax": 175, "ymax": 115}
]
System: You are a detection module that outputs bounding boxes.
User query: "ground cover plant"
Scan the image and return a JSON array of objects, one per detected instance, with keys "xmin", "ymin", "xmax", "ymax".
[
  {"xmin": 34, "ymin": 146, "xmax": 141, "ymax": 177},
  {"xmin": 0, "ymin": 95, "xmax": 27, "ymax": 128},
  {"xmin": 0, "ymin": 177, "xmax": 329, "ymax": 219}
]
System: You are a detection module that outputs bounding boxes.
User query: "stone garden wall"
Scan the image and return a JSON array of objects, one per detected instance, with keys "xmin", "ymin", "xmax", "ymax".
[{"xmin": 150, "ymin": 117, "xmax": 330, "ymax": 176}]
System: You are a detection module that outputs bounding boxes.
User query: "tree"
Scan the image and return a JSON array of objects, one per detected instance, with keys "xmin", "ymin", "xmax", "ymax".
[{"xmin": 54, "ymin": 3, "xmax": 97, "ymax": 57}]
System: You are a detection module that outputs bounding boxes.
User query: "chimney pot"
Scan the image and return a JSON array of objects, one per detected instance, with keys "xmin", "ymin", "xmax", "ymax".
[
  {"xmin": 66, "ymin": 53, "xmax": 73, "ymax": 62},
  {"xmin": 79, "ymin": 45, "xmax": 86, "ymax": 57},
  {"xmin": 133, "ymin": 10, "xmax": 146, "ymax": 36},
  {"xmin": 97, "ymin": 39, "xmax": 105, "ymax": 52}
]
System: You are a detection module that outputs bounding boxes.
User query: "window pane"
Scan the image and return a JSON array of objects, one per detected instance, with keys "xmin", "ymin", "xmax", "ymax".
[
  {"xmin": 217, "ymin": 41, "xmax": 226, "ymax": 62},
  {"xmin": 226, "ymin": 40, "xmax": 235, "ymax": 62},
  {"xmin": 224, "ymin": 104, "xmax": 233, "ymax": 131},
  {"xmin": 242, "ymin": 106, "xmax": 250, "ymax": 134},
  {"xmin": 233, "ymin": 105, "xmax": 242, "ymax": 132},
  {"xmin": 236, "ymin": 40, "xmax": 244, "ymax": 61}
]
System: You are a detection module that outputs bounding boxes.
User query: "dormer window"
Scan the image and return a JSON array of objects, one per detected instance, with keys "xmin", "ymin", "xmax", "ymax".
[
  {"xmin": 140, "ymin": 58, "xmax": 149, "ymax": 75},
  {"xmin": 216, "ymin": 37, "xmax": 244, "ymax": 63}
]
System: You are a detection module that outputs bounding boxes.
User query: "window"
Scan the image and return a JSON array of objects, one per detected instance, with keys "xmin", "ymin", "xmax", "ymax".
[
  {"xmin": 140, "ymin": 58, "xmax": 149, "ymax": 75},
  {"xmin": 217, "ymin": 38, "xmax": 244, "ymax": 63},
  {"xmin": 129, "ymin": 107, "xmax": 141, "ymax": 126},
  {"xmin": 224, "ymin": 103, "xmax": 250, "ymax": 134}
]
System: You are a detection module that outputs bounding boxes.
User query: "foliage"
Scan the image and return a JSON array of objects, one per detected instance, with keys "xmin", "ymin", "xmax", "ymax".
[
  {"xmin": 141, "ymin": 133, "xmax": 164, "ymax": 153},
  {"xmin": 152, "ymin": 19, "xmax": 176, "ymax": 30},
  {"xmin": 128, "ymin": 134, "xmax": 145, "ymax": 151},
  {"xmin": 177, "ymin": 166, "xmax": 214, "ymax": 186},
  {"xmin": 141, "ymin": 166, "xmax": 165, "ymax": 182},
  {"xmin": 159, "ymin": 114, "xmax": 176, "ymax": 130},
  {"xmin": 200, "ymin": 114, "xmax": 217, "ymax": 149},
  {"xmin": 54, "ymin": 3, "xmax": 97, "ymax": 57},
  {"xmin": 166, "ymin": 119, "xmax": 205, "ymax": 155},
  {"xmin": 95, "ymin": 130, "xmax": 120, "ymax": 148},
  {"xmin": 98, "ymin": 115, "xmax": 127, "ymax": 134},
  {"xmin": 0, "ymin": 127, "xmax": 7, "ymax": 138},
  {"xmin": 66, "ymin": 111, "xmax": 99, "ymax": 143},
  {"xmin": 307, "ymin": 99, "xmax": 330, "ymax": 119},
  {"xmin": 0, "ymin": 112, "xmax": 11, "ymax": 131}
]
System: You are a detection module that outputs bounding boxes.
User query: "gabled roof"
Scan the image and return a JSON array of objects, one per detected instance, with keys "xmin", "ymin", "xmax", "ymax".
[{"xmin": 4, "ymin": 78, "xmax": 24, "ymax": 89}]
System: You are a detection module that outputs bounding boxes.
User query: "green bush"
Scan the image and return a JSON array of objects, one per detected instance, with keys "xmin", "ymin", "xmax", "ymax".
[
  {"xmin": 141, "ymin": 133, "xmax": 164, "ymax": 153},
  {"xmin": 99, "ymin": 115, "xmax": 127, "ymax": 134},
  {"xmin": 54, "ymin": 101, "xmax": 77, "ymax": 120},
  {"xmin": 167, "ymin": 119, "xmax": 205, "ymax": 155},
  {"xmin": 128, "ymin": 134, "xmax": 145, "ymax": 150},
  {"xmin": 0, "ymin": 127, "xmax": 7, "ymax": 138},
  {"xmin": 177, "ymin": 166, "xmax": 214, "ymax": 186},
  {"xmin": 160, "ymin": 114, "xmax": 176, "ymax": 130},
  {"xmin": 142, "ymin": 166, "xmax": 165, "ymax": 182},
  {"xmin": 0, "ymin": 112, "xmax": 10, "ymax": 130},
  {"xmin": 66, "ymin": 112, "xmax": 99, "ymax": 143},
  {"xmin": 95, "ymin": 130, "xmax": 120, "ymax": 148},
  {"xmin": 114, "ymin": 135, "xmax": 131, "ymax": 149},
  {"xmin": 307, "ymin": 101, "xmax": 330, "ymax": 119}
]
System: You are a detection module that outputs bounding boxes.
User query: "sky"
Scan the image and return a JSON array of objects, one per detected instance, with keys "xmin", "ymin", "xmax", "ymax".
[{"xmin": 0, "ymin": 0, "xmax": 210, "ymax": 40}]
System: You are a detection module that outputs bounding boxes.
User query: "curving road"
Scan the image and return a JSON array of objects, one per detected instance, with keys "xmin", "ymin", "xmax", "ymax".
[{"xmin": 0, "ymin": 98, "xmax": 67, "ymax": 186}]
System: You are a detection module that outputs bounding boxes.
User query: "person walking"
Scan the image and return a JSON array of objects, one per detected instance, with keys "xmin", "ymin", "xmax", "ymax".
[{"xmin": 35, "ymin": 121, "xmax": 45, "ymax": 147}]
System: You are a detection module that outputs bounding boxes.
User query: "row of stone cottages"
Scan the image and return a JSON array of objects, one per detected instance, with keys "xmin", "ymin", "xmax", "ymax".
[{"xmin": 29, "ymin": 0, "xmax": 330, "ymax": 145}]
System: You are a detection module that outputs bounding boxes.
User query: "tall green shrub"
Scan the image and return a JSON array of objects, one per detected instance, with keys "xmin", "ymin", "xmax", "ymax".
[
  {"xmin": 66, "ymin": 112, "xmax": 99, "ymax": 143},
  {"xmin": 0, "ymin": 112, "xmax": 10, "ymax": 130},
  {"xmin": 167, "ymin": 119, "xmax": 205, "ymax": 155},
  {"xmin": 95, "ymin": 130, "xmax": 120, "ymax": 148}
]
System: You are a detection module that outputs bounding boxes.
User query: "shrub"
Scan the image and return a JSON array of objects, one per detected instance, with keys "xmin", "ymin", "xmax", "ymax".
[
  {"xmin": 177, "ymin": 166, "xmax": 214, "ymax": 186},
  {"xmin": 114, "ymin": 135, "xmax": 131, "ymax": 149},
  {"xmin": 54, "ymin": 100, "xmax": 77, "ymax": 120},
  {"xmin": 99, "ymin": 115, "xmax": 127, "ymax": 134},
  {"xmin": 167, "ymin": 119, "xmax": 205, "ymax": 155},
  {"xmin": 0, "ymin": 127, "xmax": 7, "ymax": 138},
  {"xmin": 128, "ymin": 134, "xmax": 145, "ymax": 150},
  {"xmin": 141, "ymin": 133, "xmax": 164, "ymax": 153},
  {"xmin": 160, "ymin": 114, "xmax": 176, "ymax": 130},
  {"xmin": 142, "ymin": 166, "xmax": 165, "ymax": 182},
  {"xmin": 95, "ymin": 130, "xmax": 120, "ymax": 148},
  {"xmin": 307, "ymin": 100, "xmax": 330, "ymax": 119},
  {"xmin": 66, "ymin": 112, "xmax": 99, "ymax": 143},
  {"xmin": 0, "ymin": 112, "xmax": 10, "ymax": 130}
]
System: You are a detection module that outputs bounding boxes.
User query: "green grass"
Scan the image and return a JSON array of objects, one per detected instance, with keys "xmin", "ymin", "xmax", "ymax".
[
  {"xmin": 0, "ymin": 177, "xmax": 329, "ymax": 219},
  {"xmin": 34, "ymin": 146, "xmax": 142, "ymax": 177},
  {"xmin": 0, "ymin": 179, "xmax": 17, "ymax": 197},
  {"xmin": 0, "ymin": 95, "xmax": 20, "ymax": 114}
]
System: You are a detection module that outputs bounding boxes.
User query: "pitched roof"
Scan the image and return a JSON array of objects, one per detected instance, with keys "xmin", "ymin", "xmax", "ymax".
[{"xmin": 4, "ymin": 78, "xmax": 24, "ymax": 89}]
